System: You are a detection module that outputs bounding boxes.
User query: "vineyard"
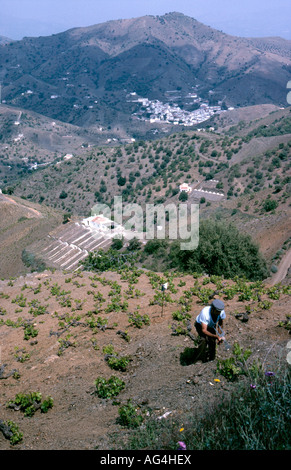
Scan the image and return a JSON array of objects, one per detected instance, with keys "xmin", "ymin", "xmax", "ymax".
[{"xmin": 0, "ymin": 266, "xmax": 290, "ymax": 449}]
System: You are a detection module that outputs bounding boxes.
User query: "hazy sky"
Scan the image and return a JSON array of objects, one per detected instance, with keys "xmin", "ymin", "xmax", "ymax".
[{"xmin": 1, "ymin": 0, "xmax": 291, "ymax": 40}]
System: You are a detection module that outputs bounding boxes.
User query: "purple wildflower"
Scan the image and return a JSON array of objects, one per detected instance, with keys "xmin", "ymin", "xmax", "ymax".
[
  {"xmin": 178, "ymin": 441, "xmax": 187, "ymax": 450},
  {"xmin": 265, "ymin": 371, "xmax": 275, "ymax": 377},
  {"xmin": 250, "ymin": 384, "xmax": 256, "ymax": 389}
]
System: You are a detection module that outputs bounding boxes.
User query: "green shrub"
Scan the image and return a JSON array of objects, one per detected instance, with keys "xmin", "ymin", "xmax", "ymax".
[
  {"xmin": 82, "ymin": 248, "xmax": 136, "ymax": 272},
  {"xmin": 23, "ymin": 324, "xmax": 38, "ymax": 341},
  {"xmin": 86, "ymin": 315, "xmax": 108, "ymax": 332},
  {"xmin": 57, "ymin": 334, "xmax": 76, "ymax": 356},
  {"xmin": 111, "ymin": 237, "xmax": 124, "ymax": 250},
  {"xmin": 40, "ymin": 396, "xmax": 54, "ymax": 413},
  {"xmin": 107, "ymin": 355, "xmax": 132, "ymax": 372},
  {"xmin": 28, "ymin": 300, "xmax": 48, "ymax": 316},
  {"xmin": 128, "ymin": 312, "xmax": 150, "ymax": 328},
  {"xmin": 103, "ymin": 345, "xmax": 132, "ymax": 372},
  {"xmin": 278, "ymin": 315, "xmax": 291, "ymax": 333},
  {"xmin": 22, "ymin": 250, "xmax": 46, "ymax": 272},
  {"xmin": 216, "ymin": 357, "xmax": 242, "ymax": 381},
  {"xmin": 0, "ymin": 420, "xmax": 23, "ymax": 445},
  {"xmin": 118, "ymin": 400, "xmax": 144, "ymax": 428},
  {"xmin": 11, "ymin": 294, "xmax": 27, "ymax": 307},
  {"xmin": 169, "ymin": 220, "xmax": 268, "ymax": 280},
  {"xmin": 172, "ymin": 309, "xmax": 191, "ymax": 322},
  {"xmin": 258, "ymin": 300, "xmax": 273, "ymax": 310},
  {"xmin": 179, "ymin": 191, "xmax": 188, "ymax": 202},
  {"xmin": 7, "ymin": 392, "xmax": 53, "ymax": 417},
  {"xmin": 59, "ymin": 190, "xmax": 68, "ymax": 199},
  {"xmin": 217, "ymin": 343, "xmax": 252, "ymax": 381},
  {"xmin": 263, "ymin": 199, "xmax": 278, "ymax": 212},
  {"xmin": 94, "ymin": 376, "xmax": 125, "ymax": 399},
  {"xmin": 14, "ymin": 347, "xmax": 31, "ymax": 363},
  {"xmin": 144, "ymin": 239, "xmax": 168, "ymax": 255}
]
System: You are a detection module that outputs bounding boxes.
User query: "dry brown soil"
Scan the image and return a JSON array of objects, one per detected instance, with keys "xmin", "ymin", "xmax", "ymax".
[{"xmin": 0, "ymin": 269, "xmax": 290, "ymax": 450}]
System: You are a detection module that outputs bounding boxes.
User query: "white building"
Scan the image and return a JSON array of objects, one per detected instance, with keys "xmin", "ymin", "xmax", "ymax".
[
  {"xmin": 82, "ymin": 215, "xmax": 124, "ymax": 234},
  {"xmin": 179, "ymin": 183, "xmax": 192, "ymax": 193}
]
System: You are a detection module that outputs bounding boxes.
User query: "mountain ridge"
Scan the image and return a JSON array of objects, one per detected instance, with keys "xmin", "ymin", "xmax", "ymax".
[{"xmin": 0, "ymin": 12, "xmax": 290, "ymax": 133}]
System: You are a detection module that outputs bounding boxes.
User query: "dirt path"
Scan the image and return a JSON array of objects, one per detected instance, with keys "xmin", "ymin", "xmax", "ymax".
[
  {"xmin": 270, "ymin": 248, "xmax": 291, "ymax": 285},
  {"xmin": 0, "ymin": 193, "xmax": 42, "ymax": 218}
]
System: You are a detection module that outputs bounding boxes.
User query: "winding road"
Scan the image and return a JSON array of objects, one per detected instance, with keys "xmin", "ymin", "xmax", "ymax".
[{"xmin": 270, "ymin": 248, "xmax": 291, "ymax": 285}]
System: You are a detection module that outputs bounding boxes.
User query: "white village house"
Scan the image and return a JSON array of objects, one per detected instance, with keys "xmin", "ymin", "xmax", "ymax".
[
  {"xmin": 179, "ymin": 182, "xmax": 192, "ymax": 193},
  {"xmin": 82, "ymin": 215, "xmax": 124, "ymax": 235}
]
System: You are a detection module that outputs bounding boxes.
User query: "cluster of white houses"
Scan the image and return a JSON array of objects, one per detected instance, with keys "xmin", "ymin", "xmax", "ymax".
[{"xmin": 131, "ymin": 95, "xmax": 223, "ymax": 126}]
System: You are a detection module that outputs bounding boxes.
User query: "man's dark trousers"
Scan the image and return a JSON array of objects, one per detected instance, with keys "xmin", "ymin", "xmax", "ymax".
[{"xmin": 195, "ymin": 321, "xmax": 217, "ymax": 362}]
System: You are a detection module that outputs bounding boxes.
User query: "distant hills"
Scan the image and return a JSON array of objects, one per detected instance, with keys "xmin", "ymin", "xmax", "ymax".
[
  {"xmin": 0, "ymin": 12, "xmax": 290, "ymax": 135},
  {"xmin": 0, "ymin": 35, "xmax": 12, "ymax": 45}
]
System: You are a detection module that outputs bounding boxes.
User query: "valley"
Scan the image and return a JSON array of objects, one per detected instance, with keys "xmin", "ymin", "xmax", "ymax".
[
  {"xmin": 0, "ymin": 11, "xmax": 290, "ymax": 451},
  {"xmin": 0, "ymin": 103, "xmax": 290, "ymax": 281}
]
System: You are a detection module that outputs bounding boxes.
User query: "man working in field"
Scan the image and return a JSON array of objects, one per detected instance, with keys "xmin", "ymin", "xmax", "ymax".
[{"xmin": 194, "ymin": 298, "xmax": 226, "ymax": 362}]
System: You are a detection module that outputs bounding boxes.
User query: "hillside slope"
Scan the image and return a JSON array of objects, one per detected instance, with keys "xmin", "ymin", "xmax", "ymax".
[
  {"xmin": 9, "ymin": 106, "xmax": 290, "ymax": 275},
  {"xmin": 0, "ymin": 268, "xmax": 290, "ymax": 450},
  {"xmin": 0, "ymin": 193, "xmax": 63, "ymax": 278},
  {"xmin": 0, "ymin": 103, "xmax": 132, "ymax": 189}
]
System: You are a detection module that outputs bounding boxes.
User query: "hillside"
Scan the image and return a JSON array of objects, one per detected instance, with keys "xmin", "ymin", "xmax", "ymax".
[
  {"xmin": 0, "ymin": 268, "xmax": 290, "ymax": 450},
  {"xmin": 0, "ymin": 103, "xmax": 138, "ymax": 188},
  {"xmin": 0, "ymin": 12, "xmax": 290, "ymax": 136},
  {"xmin": 10, "ymin": 107, "xmax": 290, "ymax": 211},
  {"xmin": 0, "ymin": 192, "xmax": 63, "ymax": 278},
  {"xmin": 0, "ymin": 35, "xmax": 12, "ymax": 45},
  {"xmin": 7, "ymin": 105, "xmax": 290, "ymax": 276}
]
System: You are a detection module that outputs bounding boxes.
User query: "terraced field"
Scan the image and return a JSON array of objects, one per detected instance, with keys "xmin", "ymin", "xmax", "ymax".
[{"xmin": 27, "ymin": 222, "xmax": 114, "ymax": 272}]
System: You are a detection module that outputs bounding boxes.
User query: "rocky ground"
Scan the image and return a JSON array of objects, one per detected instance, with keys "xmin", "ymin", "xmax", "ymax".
[{"xmin": 0, "ymin": 268, "xmax": 290, "ymax": 450}]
